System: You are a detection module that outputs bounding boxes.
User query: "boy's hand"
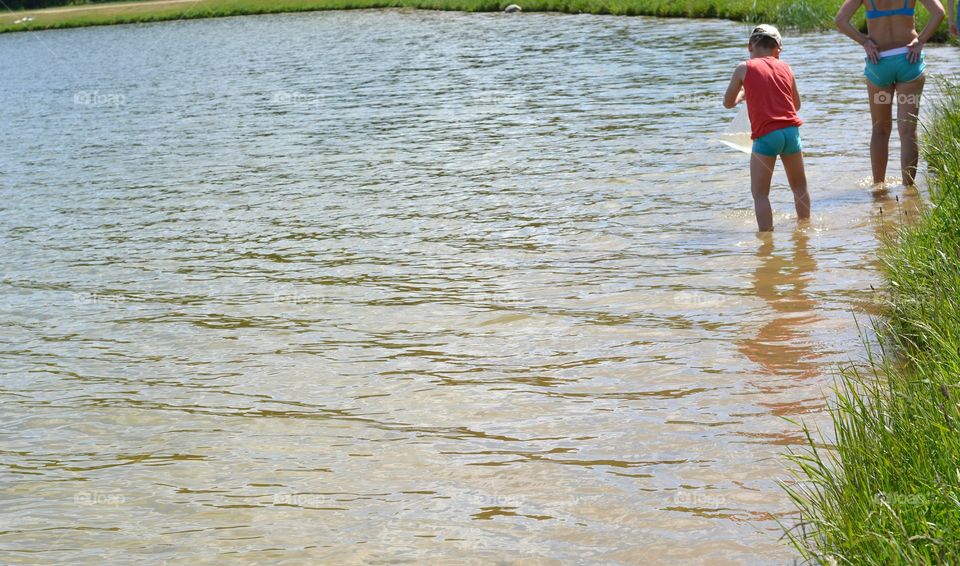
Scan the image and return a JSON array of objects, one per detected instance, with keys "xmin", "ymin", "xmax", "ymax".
[
  {"xmin": 906, "ymin": 37, "xmax": 924, "ymax": 63},
  {"xmin": 723, "ymin": 63, "xmax": 747, "ymax": 109},
  {"xmin": 864, "ymin": 38, "xmax": 880, "ymax": 64}
]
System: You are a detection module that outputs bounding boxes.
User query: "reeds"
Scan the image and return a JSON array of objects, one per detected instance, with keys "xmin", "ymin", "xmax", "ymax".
[{"xmin": 782, "ymin": 80, "xmax": 960, "ymax": 564}]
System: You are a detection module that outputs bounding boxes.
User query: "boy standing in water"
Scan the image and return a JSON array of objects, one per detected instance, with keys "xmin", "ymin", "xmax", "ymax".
[{"xmin": 723, "ymin": 25, "xmax": 811, "ymax": 232}]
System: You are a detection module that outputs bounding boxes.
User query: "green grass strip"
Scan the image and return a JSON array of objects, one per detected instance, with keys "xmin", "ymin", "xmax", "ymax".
[
  {"xmin": 782, "ymin": 80, "xmax": 960, "ymax": 564},
  {"xmin": 0, "ymin": 0, "xmax": 950, "ymax": 39}
]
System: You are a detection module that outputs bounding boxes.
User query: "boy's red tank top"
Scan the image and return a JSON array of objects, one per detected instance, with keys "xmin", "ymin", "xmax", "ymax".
[{"xmin": 744, "ymin": 57, "xmax": 803, "ymax": 140}]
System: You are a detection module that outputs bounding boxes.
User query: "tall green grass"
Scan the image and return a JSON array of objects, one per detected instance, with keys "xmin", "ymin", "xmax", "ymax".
[{"xmin": 783, "ymin": 81, "xmax": 960, "ymax": 564}]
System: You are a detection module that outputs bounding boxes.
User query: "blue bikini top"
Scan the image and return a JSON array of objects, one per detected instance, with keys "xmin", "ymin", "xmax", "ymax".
[{"xmin": 865, "ymin": 0, "xmax": 915, "ymax": 19}]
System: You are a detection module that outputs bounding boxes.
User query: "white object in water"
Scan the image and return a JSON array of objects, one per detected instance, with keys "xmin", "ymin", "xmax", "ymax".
[{"xmin": 719, "ymin": 105, "xmax": 752, "ymax": 154}]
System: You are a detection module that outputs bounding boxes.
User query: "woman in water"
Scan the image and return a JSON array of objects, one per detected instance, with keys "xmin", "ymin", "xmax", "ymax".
[{"xmin": 836, "ymin": 0, "xmax": 945, "ymax": 187}]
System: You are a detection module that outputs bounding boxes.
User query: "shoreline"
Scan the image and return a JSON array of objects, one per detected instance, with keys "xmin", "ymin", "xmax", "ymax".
[
  {"xmin": 0, "ymin": 0, "xmax": 894, "ymax": 36},
  {"xmin": 3, "ymin": 0, "xmax": 952, "ymax": 41},
  {"xmin": 783, "ymin": 80, "xmax": 960, "ymax": 562}
]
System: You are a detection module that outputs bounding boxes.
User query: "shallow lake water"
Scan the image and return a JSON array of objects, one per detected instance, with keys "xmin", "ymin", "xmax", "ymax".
[{"xmin": 1, "ymin": 9, "xmax": 957, "ymax": 564}]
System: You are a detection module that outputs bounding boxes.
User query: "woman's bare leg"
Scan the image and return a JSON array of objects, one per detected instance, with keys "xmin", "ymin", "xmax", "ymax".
[
  {"xmin": 895, "ymin": 74, "xmax": 926, "ymax": 186},
  {"xmin": 751, "ymin": 153, "xmax": 778, "ymax": 232},
  {"xmin": 867, "ymin": 80, "xmax": 895, "ymax": 187}
]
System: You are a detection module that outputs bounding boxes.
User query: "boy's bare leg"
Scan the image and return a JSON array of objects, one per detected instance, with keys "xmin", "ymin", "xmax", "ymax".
[
  {"xmin": 781, "ymin": 151, "xmax": 811, "ymax": 222},
  {"xmin": 751, "ymin": 153, "xmax": 777, "ymax": 232},
  {"xmin": 867, "ymin": 81, "xmax": 895, "ymax": 187},
  {"xmin": 895, "ymin": 74, "xmax": 926, "ymax": 186}
]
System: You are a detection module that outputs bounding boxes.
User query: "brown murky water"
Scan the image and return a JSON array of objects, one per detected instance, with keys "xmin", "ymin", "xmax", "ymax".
[{"xmin": 0, "ymin": 10, "xmax": 955, "ymax": 564}]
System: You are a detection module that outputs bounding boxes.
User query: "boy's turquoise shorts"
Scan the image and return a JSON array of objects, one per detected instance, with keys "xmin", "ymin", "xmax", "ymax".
[
  {"xmin": 864, "ymin": 53, "xmax": 925, "ymax": 88},
  {"xmin": 752, "ymin": 126, "xmax": 802, "ymax": 157}
]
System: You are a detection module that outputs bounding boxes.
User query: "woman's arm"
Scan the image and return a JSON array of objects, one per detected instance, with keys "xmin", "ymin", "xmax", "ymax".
[
  {"xmin": 836, "ymin": 0, "xmax": 880, "ymax": 63},
  {"xmin": 917, "ymin": 0, "xmax": 946, "ymax": 43},
  {"xmin": 908, "ymin": 0, "xmax": 946, "ymax": 62},
  {"xmin": 723, "ymin": 63, "xmax": 747, "ymax": 109}
]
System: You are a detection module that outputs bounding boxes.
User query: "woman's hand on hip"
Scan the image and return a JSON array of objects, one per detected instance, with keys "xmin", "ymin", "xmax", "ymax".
[
  {"xmin": 906, "ymin": 37, "xmax": 924, "ymax": 63},
  {"xmin": 864, "ymin": 39, "xmax": 880, "ymax": 64}
]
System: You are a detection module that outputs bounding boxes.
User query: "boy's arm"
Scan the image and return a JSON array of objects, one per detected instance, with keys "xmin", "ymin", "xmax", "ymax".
[
  {"xmin": 792, "ymin": 75, "xmax": 801, "ymax": 111},
  {"xmin": 723, "ymin": 63, "xmax": 747, "ymax": 109},
  {"xmin": 836, "ymin": 0, "xmax": 879, "ymax": 63}
]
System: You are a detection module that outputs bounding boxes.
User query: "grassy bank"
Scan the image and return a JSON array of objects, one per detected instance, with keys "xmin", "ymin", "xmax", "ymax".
[
  {"xmin": 0, "ymin": 0, "xmax": 921, "ymax": 35},
  {"xmin": 0, "ymin": 0, "xmax": 837, "ymax": 33},
  {"xmin": 3, "ymin": 0, "xmax": 952, "ymax": 39},
  {"xmin": 783, "ymin": 83, "xmax": 960, "ymax": 563}
]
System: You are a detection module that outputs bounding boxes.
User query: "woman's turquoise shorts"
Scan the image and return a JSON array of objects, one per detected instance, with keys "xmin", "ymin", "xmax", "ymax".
[
  {"xmin": 864, "ymin": 53, "xmax": 926, "ymax": 88},
  {"xmin": 752, "ymin": 126, "xmax": 802, "ymax": 157}
]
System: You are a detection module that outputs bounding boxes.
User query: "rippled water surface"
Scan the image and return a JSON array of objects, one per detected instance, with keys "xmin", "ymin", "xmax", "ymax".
[{"xmin": 2, "ymin": 10, "xmax": 958, "ymax": 564}]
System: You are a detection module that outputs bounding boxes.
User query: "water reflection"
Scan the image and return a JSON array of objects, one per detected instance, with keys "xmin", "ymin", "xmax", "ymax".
[{"xmin": 739, "ymin": 230, "xmax": 823, "ymax": 391}]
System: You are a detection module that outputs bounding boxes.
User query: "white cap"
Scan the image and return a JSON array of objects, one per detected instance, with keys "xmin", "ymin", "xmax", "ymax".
[{"xmin": 750, "ymin": 24, "xmax": 782, "ymax": 48}]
